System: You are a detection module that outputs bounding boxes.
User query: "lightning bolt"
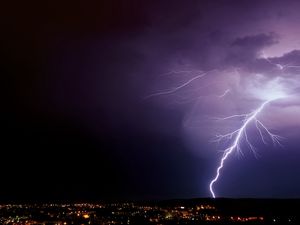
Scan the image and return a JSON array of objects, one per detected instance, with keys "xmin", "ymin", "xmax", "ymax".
[
  {"xmin": 146, "ymin": 66, "xmax": 292, "ymax": 199},
  {"xmin": 209, "ymin": 98, "xmax": 284, "ymax": 198},
  {"xmin": 144, "ymin": 70, "xmax": 216, "ymax": 99},
  {"xmin": 261, "ymin": 51, "xmax": 300, "ymax": 71},
  {"xmin": 217, "ymin": 89, "xmax": 230, "ymax": 98}
]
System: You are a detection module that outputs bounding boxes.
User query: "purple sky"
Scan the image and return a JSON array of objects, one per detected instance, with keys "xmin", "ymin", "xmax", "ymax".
[
  {"xmin": 140, "ymin": 0, "xmax": 300, "ymax": 197},
  {"xmin": 2, "ymin": 0, "xmax": 300, "ymax": 200}
]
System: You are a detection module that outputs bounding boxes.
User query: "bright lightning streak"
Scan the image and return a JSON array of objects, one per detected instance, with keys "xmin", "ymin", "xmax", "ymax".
[
  {"xmin": 218, "ymin": 89, "xmax": 230, "ymax": 98},
  {"xmin": 144, "ymin": 70, "xmax": 215, "ymax": 99},
  {"xmin": 145, "ymin": 65, "xmax": 293, "ymax": 199},
  {"xmin": 159, "ymin": 70, "xmax": 205, "ymax": 77},
  {"xmin": 261, "ymin": 51, "xmax": 300, "ymax": 71},
  {"xmin": 209, "ymin": 98, "xmax": 284, "ymax": 198}
]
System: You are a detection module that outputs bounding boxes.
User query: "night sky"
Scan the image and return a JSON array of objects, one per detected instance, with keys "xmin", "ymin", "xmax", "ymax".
[{"xmin": 2, "ymin": 0, "xmax": 300, "ymax": 201}]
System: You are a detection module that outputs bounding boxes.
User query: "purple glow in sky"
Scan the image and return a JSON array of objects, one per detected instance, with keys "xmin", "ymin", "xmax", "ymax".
[
  {"xmin": 145, "ymin": 0, "xmax": 300, "ymax": 197},
  {"xmin": 147, "ymin": 56, "xmax": 300, "ymax": 197},
  {"xmin": 4, "ymin": 0, "xmax": 300, "ymax": 200}
]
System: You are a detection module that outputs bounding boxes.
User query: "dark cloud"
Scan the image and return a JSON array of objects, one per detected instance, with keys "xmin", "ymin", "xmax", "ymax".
[
  {"xmin": 224, "ymin": 33, "xmax": 278, "ymax": 68},
  {"xmin": 232, "ymin": 33, "xmax": 278, "ymax": 49},
  {"xmin": 270, "ymin": 50, "xmax": 300, "ymax": 74}
]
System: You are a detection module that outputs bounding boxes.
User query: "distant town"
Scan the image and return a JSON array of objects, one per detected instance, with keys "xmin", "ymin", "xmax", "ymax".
[{"xmin": 0, "ymin": 199, "xmax": 299, "ymax": 224}]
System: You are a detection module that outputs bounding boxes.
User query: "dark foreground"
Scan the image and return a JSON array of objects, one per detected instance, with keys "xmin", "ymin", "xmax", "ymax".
[{"xmin": 1, "ymin": 198, "xmax": 299, "ymax": 224}]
